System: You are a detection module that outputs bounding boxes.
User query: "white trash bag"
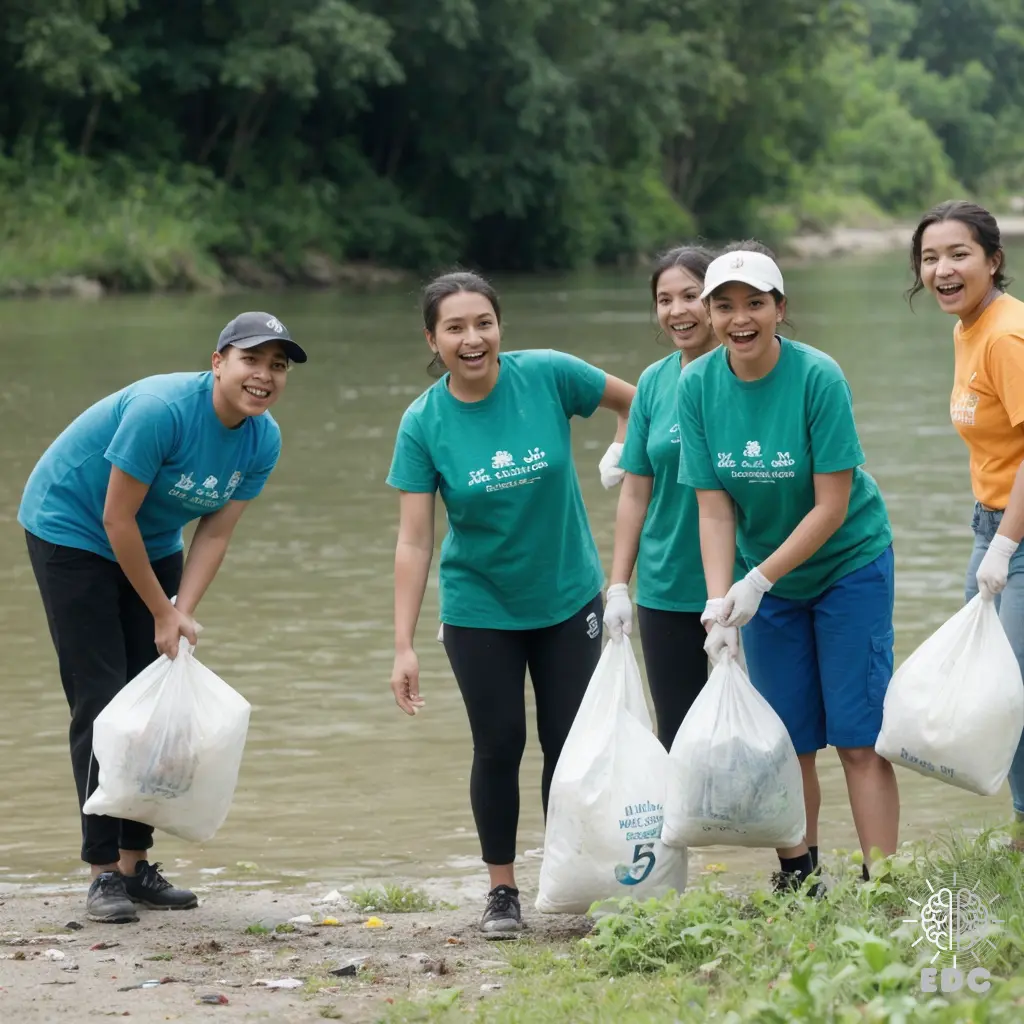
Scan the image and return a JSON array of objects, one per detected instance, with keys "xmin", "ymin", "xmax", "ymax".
[
  {"xmin": 83, "ymin": 638, "xmax": 251, "ymax": 842},
  {"xmin": 536, "ymin": 636, "xmax": 688, "ymax": 916},
  {"xmin": 875, "ymin": 594, "xmax": 1024, "ymax": 796},
  {"xmin": 663, "ymin": 652, "xmax": 805, "ymax": 849}
]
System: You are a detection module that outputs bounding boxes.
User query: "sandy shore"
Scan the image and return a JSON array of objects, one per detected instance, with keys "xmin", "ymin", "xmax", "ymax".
[
  {"xmin": 785, "ymin": 214, "xmax": 1024, "ymax": 260},
  {"xmin": 0, "ymin": 861, "xmax": 594, "ymax": 1023}
]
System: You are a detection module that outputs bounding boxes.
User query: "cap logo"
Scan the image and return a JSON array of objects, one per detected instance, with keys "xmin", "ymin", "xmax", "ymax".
[
  {"xmin": 266, "ymin": 317, "xmax": 284, "ymax": 334},
  {"xmin": 729, "ymin": 255, "xmax": 744, "ymax": 268}
]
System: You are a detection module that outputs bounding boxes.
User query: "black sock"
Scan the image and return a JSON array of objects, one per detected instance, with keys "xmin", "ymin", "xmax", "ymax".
[
  {"xmin": 779, "ymin": 853, "xmax": 814, "ymax": 881},
  {"xmin": 861, "ymin": 864, "xmax": 870, "ymax": 882},
  {"xmin": 809, "ymin": 845, "xmax": 819, "ymax": 871}
]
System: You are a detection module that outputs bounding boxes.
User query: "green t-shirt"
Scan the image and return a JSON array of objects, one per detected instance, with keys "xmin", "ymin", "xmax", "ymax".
[
  {"xmin": 386, "ymin": 349, "xmax": 607, "ymax": 630},
  {"xmin": 618, "ymin": 352, "xmax": 708, "ymax": 612},
  {"xmin": 675, "ymin": 338, "xmax": 892, "ymax": 601}
]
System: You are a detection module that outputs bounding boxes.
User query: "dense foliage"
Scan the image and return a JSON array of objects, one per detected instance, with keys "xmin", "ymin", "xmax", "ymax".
[{"xmin": 2, "ymin": 0, "xmax": 1023, "ymax": 286}]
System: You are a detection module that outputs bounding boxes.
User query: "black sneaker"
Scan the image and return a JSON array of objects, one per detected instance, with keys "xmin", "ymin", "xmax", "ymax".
[
  {"xmin": 86, "ymin": 871, "xmax": 139, "ymax": 924},
  {"xmin": 122, "ymin": 861, "xmax": 198, "ymax": 910},
  {"xmin": 772, "ymin": 870, "xmax": 827, "ymax": 899},
  {"xmin": 480, "ymin": 884, "xmax": 522, "ymax": 937}
]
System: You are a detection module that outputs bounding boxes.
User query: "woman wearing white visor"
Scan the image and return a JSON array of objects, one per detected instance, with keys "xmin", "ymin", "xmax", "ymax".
[{"xmin": 675, "ymin": 241, "xmax": 900, "ymax": 893}]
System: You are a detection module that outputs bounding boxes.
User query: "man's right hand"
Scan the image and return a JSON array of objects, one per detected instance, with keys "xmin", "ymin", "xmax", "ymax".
[{"xmin": 155, "ymin": 607, "xmax": 200, "ymax": 659}]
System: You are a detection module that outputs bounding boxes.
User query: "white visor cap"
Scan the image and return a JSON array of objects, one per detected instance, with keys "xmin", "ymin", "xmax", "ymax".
[{"xmin": 701, "ymin": 250, "xmax": 785, "ymax": 300}]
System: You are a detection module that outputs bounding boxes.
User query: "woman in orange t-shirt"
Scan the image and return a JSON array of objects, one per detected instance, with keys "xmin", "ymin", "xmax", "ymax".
[{"xmin": 908, "ymin": 200, "xmax": 1024, "ymax": 845}]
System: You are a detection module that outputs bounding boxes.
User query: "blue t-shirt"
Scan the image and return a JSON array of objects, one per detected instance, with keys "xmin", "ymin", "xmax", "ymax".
[
  {"xmin": 386, "ymin": 349, "xmax": 607, "ymax": 630},
  {"xmin": 18, "ymin": 371, "xmax": 282, "ymax": 562}
]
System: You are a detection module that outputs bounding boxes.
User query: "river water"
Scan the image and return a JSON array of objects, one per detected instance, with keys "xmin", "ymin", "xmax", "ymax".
[{"xmin": 1, "ymin": 247, "xmax": 1019, "ymax": 892}]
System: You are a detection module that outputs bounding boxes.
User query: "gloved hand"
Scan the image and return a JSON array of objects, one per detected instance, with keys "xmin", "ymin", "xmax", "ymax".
[
  {"xmin": 700, "ymin": 597, "xmax": 725, "ymax": 628},
  {"xmin": 599, "ymin": 442, "xmax": 626, "ymax": 489},
  {"xmin": 603, "ymin": 583, "xmax": 633, "ymax": 639},
  {"xmin": 720, "ymin": 567, "xmax": 773, "ymax": 627},
  {"xmin": 977, "ymin": 534, "xmax": 1019, "ymax": 599},
  {"xmin": 704, "ymin": 621, "xmax": 739, "ymax": 664}
]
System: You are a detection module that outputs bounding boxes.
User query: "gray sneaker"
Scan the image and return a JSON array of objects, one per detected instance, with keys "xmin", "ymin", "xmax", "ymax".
[
  {"xmin": 86, "ymin": 871, "xmax": 139, "ymax": 923},
  {"xmin": 480, "ymin": 885, "xmax": 523, "ymax": 937}
]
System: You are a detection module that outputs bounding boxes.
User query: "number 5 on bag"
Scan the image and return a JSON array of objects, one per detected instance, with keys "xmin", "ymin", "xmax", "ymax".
[
  {"xmin": 535, "ymin": 636, "xmax": 688, "ymax": 916},
  {"xmin": 875, "ymin": 594, "xmax": 1024, "ymax": 796},
  {"xmin": 83, "ymin": 638, "xmax": 251, "ymax": 842}
]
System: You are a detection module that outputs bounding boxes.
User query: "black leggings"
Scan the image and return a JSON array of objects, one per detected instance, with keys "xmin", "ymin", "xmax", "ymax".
[
  {"xmin": 442, "ymin": 594, "xmax": 603, "ymax": 865},
  {"xmin": 637, "ymin": 605, "xmax": 710, "ymax": 750},
  {"xmin": 25, "ymin": 530, "xmax": 183, "ymax": 865}
]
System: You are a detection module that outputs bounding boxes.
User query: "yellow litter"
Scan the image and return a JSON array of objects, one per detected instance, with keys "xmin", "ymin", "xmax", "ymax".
[{"xmin": 364, "ymin": 916, "xmax": 385, "ymax": 928}]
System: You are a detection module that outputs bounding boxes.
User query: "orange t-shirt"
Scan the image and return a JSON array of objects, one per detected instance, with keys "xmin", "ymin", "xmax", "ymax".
[{"xmin": 951, "ymin": 293, "xmax": 1024, "ymax": 508}]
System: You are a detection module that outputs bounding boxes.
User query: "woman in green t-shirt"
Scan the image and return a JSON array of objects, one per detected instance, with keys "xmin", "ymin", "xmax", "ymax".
[
  {"xmin": 603, "ymin": 245, "xmax": 723, "ymax": 747},
  {"xmin": 677, "ymin": 240, "xmax": 900, "ymax": 894},
  {"xmin": 386, "ymin": 271, "xmax": 636, "ymax": 936}
]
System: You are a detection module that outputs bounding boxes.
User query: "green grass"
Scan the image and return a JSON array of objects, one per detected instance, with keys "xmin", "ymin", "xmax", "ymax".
[
  {"xmin": 244, "ymin": 922, "xmax": 270, "ymax": 935},
  {"xmin": 380, "ymin": 828, "xmax": 1024, "ymax": 1023},
  {"xmin": 348, "ymin": 883, "xmax": 452, "ymax": 914}
]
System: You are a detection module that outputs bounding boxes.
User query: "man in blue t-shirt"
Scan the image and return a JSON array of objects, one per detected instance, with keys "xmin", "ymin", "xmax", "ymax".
[{"xmin": 18, "ymin": 311, "xmax": 306, "ymax": 925}]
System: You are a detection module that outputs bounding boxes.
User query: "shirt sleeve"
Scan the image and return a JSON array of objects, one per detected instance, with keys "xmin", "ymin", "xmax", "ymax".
[
  {"xmin": 104, "ymin": 395, "xmax": 180, "ymax": 485},
  {"xmin": 808, "ymin": 378, "xmax": 866, "ymax": 473},
  {"xmin": 231, "ymin": 422, "xmax": 282, "ymax": 502},
  {"xmin": 548, "ymin": 350, "xmax": 607, "ymax": 419},
  {"xmin": 987, "ymin": 333, "xmax": 1024, "ymax": 427},
  {"xmin": 676, "ymin": 370, "xmax": 722, "ymax": 489},
  {"xmin": 618, "ymin": 373, "xmax": 653, "ymax": 476},
  {"xmin": 386, "ymin": 410, "xmax": 439, "ymax": 493}
]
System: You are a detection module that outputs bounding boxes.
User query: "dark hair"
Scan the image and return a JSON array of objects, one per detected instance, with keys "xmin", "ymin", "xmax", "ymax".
[
  {"xmin": 649, "ymin": 245, "xmax": 717, "ymax": 303},
  {"xmin": 711, "ymin": 238, "xmax": 793, "ymax": 329},
  {"xmin": 906, "ymin": 200, "xmax": 1009, "ymax": 307},
  {"xmin": 421, "ymin": 270, "xmax": 501, "ymax": 377}
]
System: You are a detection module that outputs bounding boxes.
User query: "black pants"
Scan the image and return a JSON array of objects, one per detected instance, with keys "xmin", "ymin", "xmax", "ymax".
[
  {"xmin": 25, "ymin": 531, "xmax": 183, "ymax": 866},
  {"xmin": 637, "ymin": 605, "xmax": 710, "ymax": 750},
  {"xmin": 442, "ymin": 593, "xmax": 603, "ymax": 865}
]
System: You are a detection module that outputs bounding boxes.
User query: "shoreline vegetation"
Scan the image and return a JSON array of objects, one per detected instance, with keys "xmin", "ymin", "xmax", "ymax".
[
  {"xmin": 7, "ymin": 213, "xmax": 1024, "ymax": 303},
  {"xmin": 2, "ymin": 827, "xmax": 1022, "ymax": 1022}
]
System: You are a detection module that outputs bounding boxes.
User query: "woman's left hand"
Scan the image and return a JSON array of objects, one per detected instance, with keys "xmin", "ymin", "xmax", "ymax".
[{"xmin": 599, "ymin": 442, "xmax": 625, "ymax": 489}]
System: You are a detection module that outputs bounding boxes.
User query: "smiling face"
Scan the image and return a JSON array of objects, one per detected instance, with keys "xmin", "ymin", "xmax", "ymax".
[
  {"xmin": 919, "ymin": 219, "xmax": 1001, "ymax": 322},
  {"xmin": 425, "ymin": 290, "xmax": 501, "ymax": 396},
  {"xmin": 655, "ymin": 265, "xmax": 716, "ymax": 360},
  {"xmin": 211, "ymin": 342, "xmax": 289, "ymax": 427},
  {"xmin": 707, "ymin": 282, "xmax": 783, "ymax": 379}
]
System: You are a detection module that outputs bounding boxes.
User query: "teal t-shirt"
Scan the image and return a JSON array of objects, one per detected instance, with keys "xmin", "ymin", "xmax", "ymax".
[
  {"xmin": 618, "ymin": 352, "xmax": 708, "ymax": 612},
  {"xmin": 386, "ymin": 349, "xmax": 607, "ymax": 630},
  {"xmin": 675, "ymin": 338, "xmax": 892, "ymax": 601}
]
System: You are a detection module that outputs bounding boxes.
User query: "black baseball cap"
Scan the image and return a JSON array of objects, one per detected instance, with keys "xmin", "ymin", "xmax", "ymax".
[{"xmin": 216, "ymin": 311, "xmax": 308, "ymax": 364}]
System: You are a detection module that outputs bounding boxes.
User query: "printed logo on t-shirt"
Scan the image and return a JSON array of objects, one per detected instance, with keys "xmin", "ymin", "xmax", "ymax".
[
  {"xmin": 719, "ymin": 441, "xmax": 797, "ymax": 483},
  {"xmin": 467, "ymin": 446, "xmax": 550, "ymax": 493},
  {"xmin": 670, "ymin": 423, "xmax": 681, "ymax": 445},
  {"xmin": 951, "ymin": 384, "xmax": 979, "ymax": 426},
  {"xmin": 168, "ymin": 468, "xmax": 244, "ymax": 510}
]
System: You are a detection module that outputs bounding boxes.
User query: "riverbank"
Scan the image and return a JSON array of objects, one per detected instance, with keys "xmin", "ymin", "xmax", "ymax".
[
  {"xmin": 2, "ymin": 828, "xmax": 1021, "ymax": 1023},
  {"xmin": 7, "ymin": 212, "xmax": 1024, "ymax": 304}
]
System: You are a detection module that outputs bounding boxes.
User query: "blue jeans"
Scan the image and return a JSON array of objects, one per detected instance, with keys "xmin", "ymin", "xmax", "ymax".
[{"xmin": 965, "ymin": 503, "xmax": 1024, "ymax": 815}]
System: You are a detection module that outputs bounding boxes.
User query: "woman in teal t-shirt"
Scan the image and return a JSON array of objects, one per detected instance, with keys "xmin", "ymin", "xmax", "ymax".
[
  {"xmin": 676, "ymin": 241, "xmax": 900, "ymax": 895},
  {"xmin": 386, "ymin": 271, "xmax": 636, "ymax": 936},
  {"xmin": 603, "ymin": 245, "xmax": 723, "ymax": 748}
]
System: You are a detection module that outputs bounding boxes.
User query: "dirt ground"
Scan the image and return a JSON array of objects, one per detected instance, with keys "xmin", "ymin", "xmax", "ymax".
[{"xmin": 0, "ymin": 861, "xmax": 593, "ymax": 1023}]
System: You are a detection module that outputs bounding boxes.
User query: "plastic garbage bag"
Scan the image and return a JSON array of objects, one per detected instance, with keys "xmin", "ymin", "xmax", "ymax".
[
  {"xmin": 875, "ymin": 594, "xmax": 1024, "ymax": 796},
  {"xmin": 536, "ymin": 636, "xmax": 688, "ymax": 915},
  {"xmin": 82, "ymin": 637, "xmax": 251, "ymax": 842},
  {"xmin": 662, "ymin": 652, "xmax": 805, "ymax": 849}
]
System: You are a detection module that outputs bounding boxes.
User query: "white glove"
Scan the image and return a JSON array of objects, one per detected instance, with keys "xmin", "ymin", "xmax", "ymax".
[
  {"xmin": 700, "ymin": 597, "xmax": 725, "ymax": 627},
  {"xmin": 720, "ymin": 567, "xmax": 773, "ymax": 627},
  {"xmin": 977, "ymin": 534, "xmax": 1019, "ymax": 599},
  {"xmin": 437, "ymin": 623, "xmax": 444, "ymax": 643},
  {"xmin": 599, "ymin": 442, "xmax": 626, "ymax": 489},
  {"xmin": 704, "ymin": 621, "xmax": 739, "ymax": 664},
  {"xmin": 603, "ymin": 583, "xmax": 633, "ymax": 639}
]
